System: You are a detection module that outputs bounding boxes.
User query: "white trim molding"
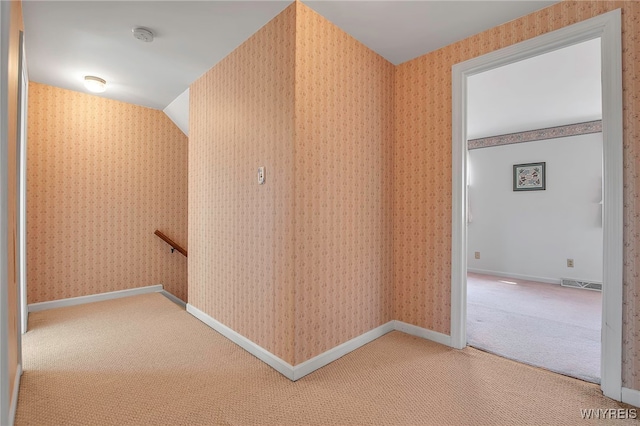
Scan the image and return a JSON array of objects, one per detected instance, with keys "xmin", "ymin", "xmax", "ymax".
[
  {"xmin": 28, "ymin": 285, "xmax": 163, "ymax": 312},
  {"xmin": 0, "ymin": 2, "xmax": 11, "ymax": 424},
  {"xmin": 622, "ymin": 388, "xmax": 640, "ymax": 409},
  {"xmin": 292, "ymin": 321, "xmax": 395, "ymax": 380},
  {"xmin": 9, "ymin": 364, "xmax": 21, "ymax": 426},
  {"xmin": 187, "ymin": 304, "xmax": 400, "ymax": 381},
  {"xmin": 394, "ymin": 321, "xmax": 452, "ymax": 347},
  {"xmin": 17, "ymin": 31, "xmax": 28, "ymax": 337},
  {"xmin": 160, "ymin": 290, "xmax": 186, "ymax": 308},
  {"xmin": 467, "ymin": 269, "xmax": 561, "ymax": 285},
  {"xmin": 186, "ymin": 304, "xmax": 458, "ymax": 381},
  {"xmin": 451, "ymin": 9, "xmax": 623, "ymax": 401},
  {"xmin": 186, "ymin": 304, "xmax": 296, "ymax": 380}
]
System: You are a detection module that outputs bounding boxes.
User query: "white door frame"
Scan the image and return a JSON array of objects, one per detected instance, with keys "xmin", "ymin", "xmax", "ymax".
[
  {"xmin": 17, "ymin": 31, "xmax": 28, "ymax": 336},
  {"xmin": 0, "ymin": 1, "xmax": 11, "ymax": 424},
  {"xmin": 450, "ymin": 9, "xmax": 623, "ymax": 401}
]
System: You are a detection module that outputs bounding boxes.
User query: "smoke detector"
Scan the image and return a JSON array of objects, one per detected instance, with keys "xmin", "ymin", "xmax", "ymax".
[{"xmin": 132, "ymin": 27, "xmax": 154, "ymax": 43}]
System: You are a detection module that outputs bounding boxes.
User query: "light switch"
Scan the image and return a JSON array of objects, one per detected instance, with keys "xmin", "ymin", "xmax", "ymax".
[{"xmin": 258, "ymin": 167, "xmax": 265, "ymax": 185}]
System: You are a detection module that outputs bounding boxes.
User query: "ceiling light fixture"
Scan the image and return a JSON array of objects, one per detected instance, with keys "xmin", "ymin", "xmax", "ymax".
[
  {"xmin": 84, "ymin": 75, "xmax": 107, "ymax": 93},
  {"xmin": 132, "ymin": 27, "xmax": 154, "ymax": 43}
]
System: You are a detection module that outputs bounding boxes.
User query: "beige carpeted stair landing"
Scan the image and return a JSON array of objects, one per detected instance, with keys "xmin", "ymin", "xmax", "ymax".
[{"xmin": 15, "ymin": 293, "xmax": 636, "ymax": 425}]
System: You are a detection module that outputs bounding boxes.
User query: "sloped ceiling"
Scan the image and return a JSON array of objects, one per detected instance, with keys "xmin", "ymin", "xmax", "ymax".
[
  {"xmin": 22, "ymin": 1, "xmax": 559, "ymax": 111},
  {"xmin": 22, "ymin": 1, "xmax": 291, "ymax": 110}
]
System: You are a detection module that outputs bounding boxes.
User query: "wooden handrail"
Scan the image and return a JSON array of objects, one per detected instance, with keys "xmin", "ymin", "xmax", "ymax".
[{"xmin": 154, "ymin": 230, "xmax": 187, "ymax": 257}]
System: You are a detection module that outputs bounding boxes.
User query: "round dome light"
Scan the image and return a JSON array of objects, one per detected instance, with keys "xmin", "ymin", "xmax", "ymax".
[{"xmin": 84, "ymin": 76, "xmax": 107, "ymax": 93}]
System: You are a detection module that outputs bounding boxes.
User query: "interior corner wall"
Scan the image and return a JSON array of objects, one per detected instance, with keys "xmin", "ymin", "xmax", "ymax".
[
  {"xmin": 393, "ymin": 0, "xmax": 639, "ymax": 391},
  {"xmin": 26, "ymin": 82, "xmax": 188, "ymax": 303},
  {"xmin": 467, "ymin": 133, "xmax": 603, "ymax": 284},
  {"xmin": 188, "ymin": 2, "xmax": 395, "ymax": 366},
  {"xmin": 188, "ymin": 5, "xmax": 297, "ymax": 364},
  {"xmin": 292, "ymin": 3, "xmax": 394, "ymax": 365}
]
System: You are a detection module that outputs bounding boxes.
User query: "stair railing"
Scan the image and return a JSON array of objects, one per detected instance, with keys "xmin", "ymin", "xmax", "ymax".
[{"xmin": 154, "ymin": 230, "xmax": 187, "ymax": 257}]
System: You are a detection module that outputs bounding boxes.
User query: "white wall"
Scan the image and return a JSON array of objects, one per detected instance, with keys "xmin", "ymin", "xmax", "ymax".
[
  {"xmin": 163, "ymin": 88, "xmax": 189, "ymax": 136},
  {"xmin": 467, "ymin": 132, "xmax": 603, "ymax": 284}
]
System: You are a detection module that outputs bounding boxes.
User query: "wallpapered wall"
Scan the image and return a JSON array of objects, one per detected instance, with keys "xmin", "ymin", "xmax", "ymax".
[
  {"xmin": 393, "ymin": 0, "xmax": 639, "ymax": 390},
  {"xmin": 190, "ymin": 0, "xmax": 639, "ymax": 387},
  {"xmin": 27, "ymin": 83, "xmax": 188, "ymax": 303},
  {"xmin": 189, "ymin": 2, "xmax": 394, "ymax": 365},
  {"xmin": 293, "ymin": 3, "xmax": 394, "ymax": 364},
  {"xmin": 189, "ymin": 5, "xmax": 297, "ymax": 363},
  {"xmin": 5, "ymin": 0, "xmax": 23, "ymax": 410}
]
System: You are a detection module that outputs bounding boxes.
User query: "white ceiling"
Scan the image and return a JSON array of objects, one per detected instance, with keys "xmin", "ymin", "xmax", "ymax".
[
  {"xmin": 22, "ymin": 0, "xmax": 560, "ymax": 111},
  {"xmin": 467, "ymin": 38, "xmax": 602, "ymax": 140},
  {"xmin": 304, "ymin": 1, "xmax": 557, "ymax": 66},
  {"xmin": 22, "ymin": 1, "xmax": 291, "ymax": 110}
]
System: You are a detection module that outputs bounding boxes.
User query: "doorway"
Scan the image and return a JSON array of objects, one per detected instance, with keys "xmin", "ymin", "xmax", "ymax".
[
  {"xmin": 450, "ymin": 10, "xmax": 623, "ymax": 401},
  {"xmin": 464, "ymin": 38, "xmax": 603, "ymax": 383}
]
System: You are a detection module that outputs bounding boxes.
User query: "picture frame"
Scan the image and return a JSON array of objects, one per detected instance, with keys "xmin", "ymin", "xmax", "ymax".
[{"xmin": 513, "ymin": 162, "xmax": 545, "ymax": 191}]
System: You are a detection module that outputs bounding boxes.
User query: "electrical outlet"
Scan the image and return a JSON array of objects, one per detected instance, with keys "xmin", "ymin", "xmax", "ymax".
[
  {"xmin": 258, "ymin": 166, "xmax": 265, "ymax": 185},
  {"xmin": 474, "ymin": 251, "xmax": 480, "ymax": 259},
  {"xmin": 567, "ymin": 258, "xmax": 574, "ymax": 268}
]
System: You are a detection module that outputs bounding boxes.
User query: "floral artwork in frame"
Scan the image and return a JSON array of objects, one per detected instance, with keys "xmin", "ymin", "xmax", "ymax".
[{"xmin": 513, "ymin": 162, "xmax": 546, "ymax": 191}]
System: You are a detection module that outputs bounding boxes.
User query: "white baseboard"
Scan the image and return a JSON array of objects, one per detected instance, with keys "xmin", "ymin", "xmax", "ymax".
[
  {"xmin": 22, "ymin": 286, "xmax": 634, "ymax": 403},
  {"xmin": 160, "ymin": 290, "xmax": 186, "ymax": 308},
  {"xmin": 186, "ymin": 304, "xmax": 295, "ymax": 379},
  {"xmin": 394, "ymin": 320, "xmax": 452, "ymax": 346},
  {"xmin": 292, "ymin": 321, "xmax": 395, "ymax": 380},
  {"xmin": 28, "ymin": 285, "xmax": 163, "ymax": 312},
  {"xmin": 622, "ymin": 387, "xmax": 640, "ymax": 408},
  {"xmin": 467, "ymin": 268, "xmax": 561, "ymax": 285},
  {"xmin": 9, "ymin": 364, "xmax": 22, "ymax": 426},
  {"xmin": 186, "ymin": 303, "xmax": 449, "ymax": 381}
]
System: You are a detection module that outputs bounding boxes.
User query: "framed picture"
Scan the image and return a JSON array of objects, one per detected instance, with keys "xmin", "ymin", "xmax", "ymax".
[{"xmin": 513, "ymin": 162, "xmax": 545, "ymax": 191}]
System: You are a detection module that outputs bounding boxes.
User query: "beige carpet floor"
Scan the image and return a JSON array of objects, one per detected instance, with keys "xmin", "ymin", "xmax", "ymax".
[{"xmin": 15, "ymin": 293, "xmax": 637, "ymax": 425}]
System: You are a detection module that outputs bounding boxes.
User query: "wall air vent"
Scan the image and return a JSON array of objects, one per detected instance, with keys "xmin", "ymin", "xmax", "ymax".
[{"xmin": 560, "ymin": 279, "xmax": 602, "ymax": 291}]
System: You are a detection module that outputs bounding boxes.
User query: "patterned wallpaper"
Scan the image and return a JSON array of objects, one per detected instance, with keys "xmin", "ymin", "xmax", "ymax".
[
  {"xmin": 393, "ymin": 1, "xmax": 639, "ymax": 390},
  {"xmin": 293, "ymin": 3, "xmax": 395, "ymax": 364},
  {"xmin": 27, "ymin": 83, "xmax": 188, "ymax": 303},
  {"xmin": 189, "ymin": 5, "xmax": 297, "ymax": 364},
  {"xmin": 189, "ymin": 2, "xmax": 394, "ymax": 365},
  {"xmin": 190, "ymin": 0, "xmax": 639, "ymax": 387}
]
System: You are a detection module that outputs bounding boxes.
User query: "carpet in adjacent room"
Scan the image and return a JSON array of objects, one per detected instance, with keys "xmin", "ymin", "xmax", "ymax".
[{"xmin": 467, "ymin": 272, "xmax": 601, "ymax": 383}]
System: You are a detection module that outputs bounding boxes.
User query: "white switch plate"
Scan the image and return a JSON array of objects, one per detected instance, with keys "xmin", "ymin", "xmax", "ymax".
[{"xmin": 258, "ymin": 167, "xmax": 265, "ymax": 185}]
